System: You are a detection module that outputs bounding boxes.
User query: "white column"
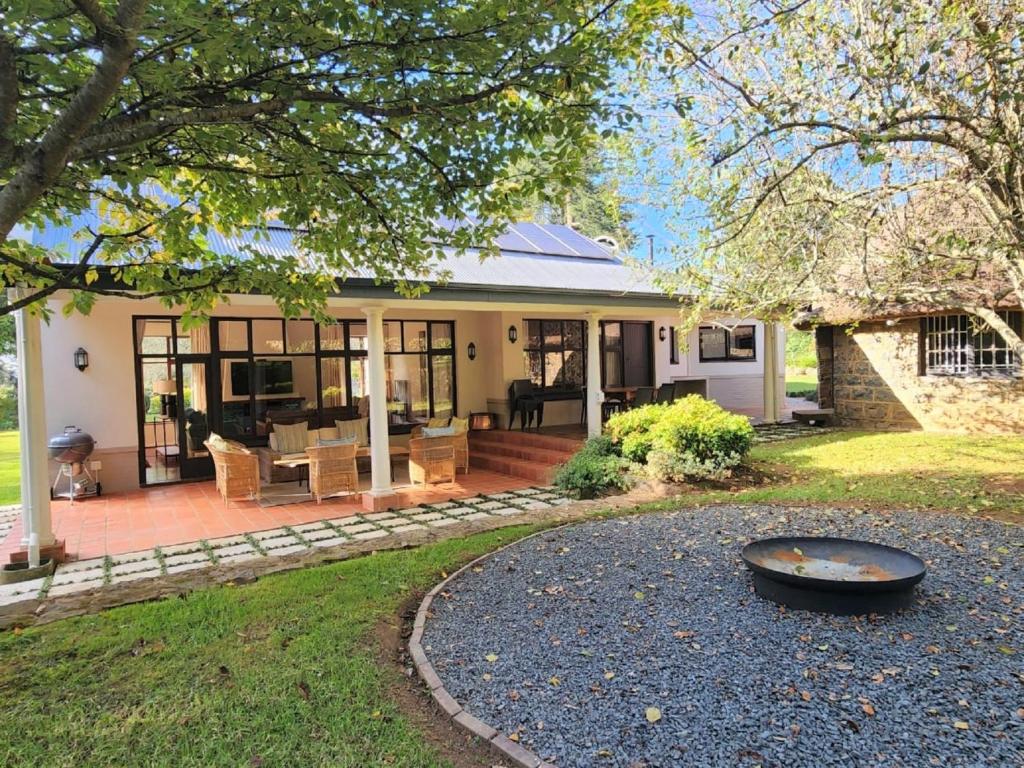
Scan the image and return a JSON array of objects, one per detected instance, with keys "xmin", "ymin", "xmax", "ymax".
[
  {"xmin": 12, "ymin": 291, "xmax": 55, "ymax": 546},
  {"xmin": 762, "ymin": 321, "xmax": 781, "ymax": 424},
  {"xmin": 586, "ymin": 312, "xmax": 602, "ymax": 438},
  {"xmin": 362, "ymin": 307, "xmax": 392, "ymax": 495}
]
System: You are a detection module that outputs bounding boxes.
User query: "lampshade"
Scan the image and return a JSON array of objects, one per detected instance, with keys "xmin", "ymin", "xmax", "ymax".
[{"xmin": 152, "ymin": 378, "xmax": 177, "ymax": 395}]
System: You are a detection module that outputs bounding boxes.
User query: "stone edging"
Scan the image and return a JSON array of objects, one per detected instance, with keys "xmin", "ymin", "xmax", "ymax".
[{"xmin": 409, "ymin": 527, "xmax": 565, "ymax": 768}]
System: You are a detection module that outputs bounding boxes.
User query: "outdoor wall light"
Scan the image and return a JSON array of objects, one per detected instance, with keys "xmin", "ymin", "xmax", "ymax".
[
  {"xmin": 467, "ymin": 342, "xmax": 477, "ymax": 361},
  {"xmin": 507, "ymin": 324, "xmax": 518, "ymax": 344},
  {"xmin": 658, "ymin": 326, "xmax": 668, "ymax": 342},
  {"xmin": 73, "ymin": 347, "xmax": 89, "ymax": 371}
]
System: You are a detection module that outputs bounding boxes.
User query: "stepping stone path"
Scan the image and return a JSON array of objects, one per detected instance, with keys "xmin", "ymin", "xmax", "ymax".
[{"xmin": 0, "ymin": 487, "xmax": 570, "ymax": 613}]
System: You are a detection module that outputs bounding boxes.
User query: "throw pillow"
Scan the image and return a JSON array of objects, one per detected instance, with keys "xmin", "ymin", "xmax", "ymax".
[
  {"xmin": 336, "ymin": 417, "xmax": 369, "ymax": 446},
  {"xmin": 206, "ymin": 432, "xmax": 229, "ymax": 452},
  {"xmin": 273, "ymin": 421, "xmax": 309, "ymax": 454},
  {"xmin": 422, "ymin": 426, "xmax": 456, "ymax": 438},
  {"xmin": 449, "ymin": 416, "xmax": 469, "ymax": 433},
  {"xmin": 426, "ymin": 417, "xmax": 449, "ymax": 428}
]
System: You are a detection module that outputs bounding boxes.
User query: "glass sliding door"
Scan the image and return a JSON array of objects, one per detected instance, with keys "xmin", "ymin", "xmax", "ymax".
[{"xmin": 176, "ymin": 358, "xmax": 213, "ymax": 479}]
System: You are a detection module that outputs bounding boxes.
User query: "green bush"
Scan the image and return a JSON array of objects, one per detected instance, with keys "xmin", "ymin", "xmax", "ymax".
[
  {"xmin": 0, "ymin": 384, "xmax": 17, "ymax": 430},
  {"xmin": 606, "ymin": 395, "xmax": 754, "ymax": 482},
  {"xmin": 553, "ymin": 436, "xmax": 632, "ymax": 500}
]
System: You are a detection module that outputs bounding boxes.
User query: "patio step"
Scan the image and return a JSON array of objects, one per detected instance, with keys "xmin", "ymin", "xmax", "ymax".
[
  {"xmin": 468, "ymin": 430, "xmax": 582, "ymax": 484},
  {"xmin": 471, "ymin": 429, "xmax": 583, "ymax": 454}
]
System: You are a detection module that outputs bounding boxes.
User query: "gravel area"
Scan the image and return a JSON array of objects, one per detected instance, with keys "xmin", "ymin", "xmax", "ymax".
[{"xmin": 422, "ymin": 504, "xmax": 1023, "ymax": 767}]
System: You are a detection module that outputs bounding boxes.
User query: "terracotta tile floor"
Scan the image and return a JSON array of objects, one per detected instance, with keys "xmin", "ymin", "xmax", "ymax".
[{"xmin": 0, "ymin": 469, "xmax": 534, "ymax": 562}]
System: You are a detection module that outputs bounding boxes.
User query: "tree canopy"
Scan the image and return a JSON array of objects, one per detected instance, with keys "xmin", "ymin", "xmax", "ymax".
[
  {"xmin": 647, "ymin": 0, "xmax": 1024, "ymax": 352},
  {"xmin": 0, "ymin": 0, "xmax": 658, "ymax": 318}
]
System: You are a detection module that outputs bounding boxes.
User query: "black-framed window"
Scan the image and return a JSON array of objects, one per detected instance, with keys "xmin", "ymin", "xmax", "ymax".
[
  {"xmin": 920, "ymin": 312, "xmax": 1022, "ymax": 378},
  {"xmin": 669, "ymin": 326, "xmax": 679, "ymax": 365},
  {"xmin": 600, "ymin": 320, "xmax": 653, "ymax": 388},
  {"xmin": 524, "ymin": 319, "xmax": 586, "ymax": 389},
  {"xmin": 698, "ymin": 325, "xmax": 756, "ymax": 362}
]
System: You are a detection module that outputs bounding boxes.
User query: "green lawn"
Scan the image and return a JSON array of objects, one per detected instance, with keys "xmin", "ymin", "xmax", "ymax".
[
  {"xmin": 0, "ymin": 430, "xmax": 19, "ymax": 506},
  {"xmin": 785, "ymin": 368, "xmax": 818, "ymax": 398},
  {"xmin": 1, "ymin": 430, "xmax": 1021, "ymax": 767},
  {"xmin": 737, "ymin": 430, "xmax": 1024, "ymax": 517},
  {"xmin": 0, "ymin": 526, "xmax": 540, "ymax": 768}
]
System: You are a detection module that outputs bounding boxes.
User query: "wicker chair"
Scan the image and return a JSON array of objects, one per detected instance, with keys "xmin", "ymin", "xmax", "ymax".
[
  {"xmin": 204, "ymin": 439, "xmax": 260, "ymax": 504},
  {"xmin": 410, "ymin": 425, "xmax": 469, "ymax": 474},
  {"xmin": 408, "ymin": 436, "xmax": 456, "ymax": 485},
  {"xmin": 306, "ymin": 443, "xmax": 359, "ymax": 503}
]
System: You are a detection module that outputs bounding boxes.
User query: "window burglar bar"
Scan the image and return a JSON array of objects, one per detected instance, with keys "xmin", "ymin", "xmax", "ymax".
[{"xmin": 922, "ymin": 312, "xmax": 1023, "ymax": 377}]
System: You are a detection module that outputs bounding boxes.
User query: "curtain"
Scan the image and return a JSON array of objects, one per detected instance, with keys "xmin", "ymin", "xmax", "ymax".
[{"xmin": 189, "ymin": 325, "xmax": 210, "ymax": 412}]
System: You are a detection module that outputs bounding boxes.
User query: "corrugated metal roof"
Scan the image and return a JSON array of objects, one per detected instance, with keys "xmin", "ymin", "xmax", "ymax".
[{"xmin": 23, "ymin": 215, "xmax": 662, "ymax": 297}]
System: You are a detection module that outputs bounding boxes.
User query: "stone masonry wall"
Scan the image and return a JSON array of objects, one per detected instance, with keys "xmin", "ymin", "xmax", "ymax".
[{"xmin": 826, "ymin": 321, "xmax": 1024, "ymax": 433}]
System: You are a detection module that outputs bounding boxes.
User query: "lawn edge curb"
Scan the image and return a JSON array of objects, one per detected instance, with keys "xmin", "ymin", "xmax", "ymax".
[{"xmin": 409, "ymin": 524, "xmax": 571, "ymax": 768}]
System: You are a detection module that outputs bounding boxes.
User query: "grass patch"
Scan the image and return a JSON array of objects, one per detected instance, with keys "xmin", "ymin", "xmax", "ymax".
[
  {"xmin": 0, "ymin": 526, "xmax": 540, "ymax": 768},
  {"xmin": 728, "ymin": 430, "xmax": 1024, "ymax": 516},
  {"xmin": 0, "ymin": 430, "xmax": 19, "ymax": 506}
]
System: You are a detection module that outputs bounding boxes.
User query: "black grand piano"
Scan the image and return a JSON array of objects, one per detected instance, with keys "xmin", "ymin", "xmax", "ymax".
[{"xmin": 507, "ymin": 379, "xmax": 584, "ymax": 430}]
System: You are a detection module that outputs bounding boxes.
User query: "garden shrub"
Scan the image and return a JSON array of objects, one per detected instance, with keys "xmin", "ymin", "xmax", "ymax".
[
  {"xmin": 554, "ymin": 436, "xmax": 632, "ymax": 499},
  {"xmin": 606, "ymin": 395, "xmax": 754, "ymax": 482}
]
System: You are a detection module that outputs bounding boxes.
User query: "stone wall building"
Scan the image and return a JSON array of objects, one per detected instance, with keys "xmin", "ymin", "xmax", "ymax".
[{"xmin": 811, "ymin": 312, "xmax": 1024, "ymax": 434}]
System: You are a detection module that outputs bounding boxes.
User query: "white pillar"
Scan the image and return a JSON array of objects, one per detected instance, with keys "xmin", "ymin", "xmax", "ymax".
[
  {"xmin": 762, "ymin": 321, "xmax": 781, "ymax": 424},
  {"xmin": 11, "ymin": 292, "xmax": 55, "ymax": 546},
  {"xmin": 586, "ymin": 312, "xmax": 602, "ymax": 438},
  {"xmin": 362, "ymin": 307, "xmax": 392, "ymax": 495}
]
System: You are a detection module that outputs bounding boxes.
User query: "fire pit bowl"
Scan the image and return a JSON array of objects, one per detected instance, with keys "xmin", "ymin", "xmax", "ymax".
[{"xmin": 741, "ymin": 536, "xmax": 926, "ymax": 615}]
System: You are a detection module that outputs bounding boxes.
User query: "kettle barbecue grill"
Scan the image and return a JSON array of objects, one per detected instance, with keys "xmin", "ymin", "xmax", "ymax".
[{"xmin": 48, "ymin": 426, "xmax": 102, "ymax": 501}]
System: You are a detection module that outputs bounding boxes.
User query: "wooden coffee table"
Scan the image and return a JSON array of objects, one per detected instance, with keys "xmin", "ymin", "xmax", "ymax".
[{"xmin": 274, "ymin": 445, "xmax": 409, "ymax": 469}]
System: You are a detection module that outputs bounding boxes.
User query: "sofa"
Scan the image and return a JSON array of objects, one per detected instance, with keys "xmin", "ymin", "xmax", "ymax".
[{"xmin": 256, "ymin": 420, "xmax": 369, "ymax": 484}]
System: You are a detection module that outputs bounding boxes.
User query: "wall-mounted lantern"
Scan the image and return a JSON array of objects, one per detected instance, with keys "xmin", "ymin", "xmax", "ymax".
[
  {"xmin": 507, "ymin": 324, "xmax": 518, "ymax": 344},
  {"xmin": 467, "ymin": 342, "xmax": 477, "ymax": 361},
  {"xmin": 73, "ymin": 347, "xmax": 89, "ymax": 372},
  {"xmin": 658, "ymin": 326, "xmax": 668, "ymax": 342}
]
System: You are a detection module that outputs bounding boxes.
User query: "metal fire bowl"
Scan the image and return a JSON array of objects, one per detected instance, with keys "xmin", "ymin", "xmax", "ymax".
[{"xmin": 741, "ymin": 536, "xmax": 927, "ymax": 615}]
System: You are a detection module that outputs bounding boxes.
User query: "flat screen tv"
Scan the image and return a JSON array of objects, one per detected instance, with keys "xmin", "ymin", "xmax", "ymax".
[{"xmin": 230, "ymin": 360, "xmax": 294, "ymax": 396}]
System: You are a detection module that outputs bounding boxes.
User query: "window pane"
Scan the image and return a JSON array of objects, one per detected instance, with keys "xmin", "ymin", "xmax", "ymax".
[
  {"xmin": 563, "ymin": 348, "xmax": 585, "ymax": 388},
  {"xmin": 544, "ymin": 351, "xmax": 565, "ymax": 387},
  {"xmin": 699, "ymin": 328, "xmax": 727, "ymax": 360},
  {"xmin": 319, "ymin": 358, "xmax": 348, "ymax": 424},
  {"xmin": 383, "ymin": 321, "xmax": 402, "ymax": 352},
  {"xmin": 564, "ymin": 321, "xmax": 584, "ymax": 350},
  {"xmin": 136, "ymin": 319, "xmax": 173, "ymax": 355},
  {"xmin": 403, "ymin": 321, "xmax": 428, "ymax": 352},
  {"xmin": 604, "ymin": 349, "xmax": 623, "ymax": 387},
  {"xmin": 180, "ymin": 361, "xmax": 210, "ymax": 459},
  {"xmin": 175, "ymin": 320, "xmax": 210, "ymax": 354},
  {"xmin": 730, "ymin": 326, "xmax": 756, "ymax": 359},
  {"xmin": 526, "ymin": 351, "xmax": 544, "ymax": 386},
  {"xmin": 350, "ymin": 356, "xmax": 369, "ymax": 399},
  {"xmin": 543, "ymin": 320, "xmax": 562, "ymax": 348},
  {"xmin": 526, "ymin": 320, "xmax": 542, "ymax": 349},
  {"xmin": 602, "ymin": 321, "xmax": 622, "ymax": 349},
  {"xmin": 252, "ymin": 319, "xmax": 285, "ymax": 354},
  {"xmin": 430, "ymin": 322, "xmax": 453, "ymax": 350},
  {"xmin": 286, "ymin": 320, "xmax": 315, "ymax": 353},
  {"xmin": 319, "ymin": 322, "xmax": 345, "ymax": 351},
  {"xmin": 349, "ymin": 322, "xmax": 369, "ymax": 351},
  {"xmin": 385, "ymin": 353, "xmax": 429, "ymax": 425},
  {"xmin": 431, "ymin": 356, "xmax": 454, "ymax": 420},
  {"xmin": 218, "ymin": 320, "xmax": 249, "ymax": 352},
  {"xmin": 220, "ymin": 357, "xmax": 253, "ymax": 439},
  {"xmin": 255, "ymin": 356, "xmax": 317, "ymax": 439}
]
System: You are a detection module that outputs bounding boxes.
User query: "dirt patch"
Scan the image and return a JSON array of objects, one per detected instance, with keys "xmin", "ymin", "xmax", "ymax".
[{"xmin": 374, "ymin": 595, "xmax": 500, "ymax": 768}]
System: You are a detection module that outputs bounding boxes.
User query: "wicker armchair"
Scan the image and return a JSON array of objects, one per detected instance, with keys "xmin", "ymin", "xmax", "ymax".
[
  {"xmin": 204, "ymin": 439, "xmax": 260, "ymax": 504},
  {"xmin": 306, "ymin": 443, "xmax": 359, "ymax": 503},
  {"xmin": 408, "ymin": 436, "xmax": 456, "ymax": 485},
  {"xmin": 410, "ymin": 425, "xmax": 469, "ymax": 474}
]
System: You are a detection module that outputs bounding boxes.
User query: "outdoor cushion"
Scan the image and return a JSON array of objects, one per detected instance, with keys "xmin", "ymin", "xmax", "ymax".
[
  {"xmin": 207, "ymin": 432, "xmax": 247, "ymax": 453},
  {"xmin": 449, "ymin": 416, "xmax": 468, "ymax": 433},
  {"xmin": 426, "ymin": 417, "xmax": 449, "ymax": 428},
  {"xmin": 422, "ymin": 426, "xmax": 456, "ymax": 438},
  {"xmin": 317, "ymin": 435, "xmax": 357, "ymax": 447},
  {"xmin": 336, "ymin": 417, "xmax": 369, "ymax": 446},
  {"xmin": 273, "ymin": 421, "xmax": 309, "ymax": 454}
]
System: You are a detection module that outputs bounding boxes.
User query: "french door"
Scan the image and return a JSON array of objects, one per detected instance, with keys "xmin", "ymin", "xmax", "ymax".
[{"xmin": 175, "ymin": 358, "xmax": 214, "ymax": 480}]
